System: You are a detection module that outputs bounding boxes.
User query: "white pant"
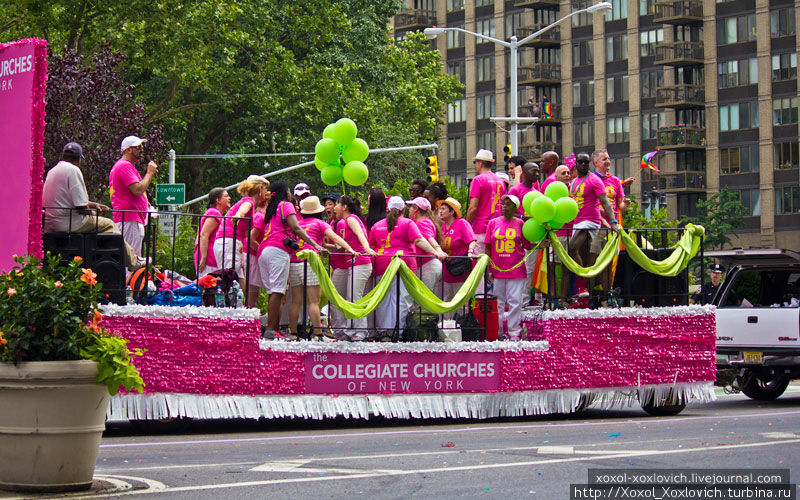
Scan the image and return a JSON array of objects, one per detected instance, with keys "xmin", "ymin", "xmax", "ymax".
[
  {"xmin": 213, "ymin": 237, "xmax": 245, "ymax": 276},
  {"xmin": 374, "ymin": 273, "xmax": 410, "ymax": 331},
  {"xmin": 474, "ymin": 234, "xmax": 489, "ymax": 295},
  {"xmin": 442, "ymin": 280, "xmax": 469, "ymax": 320},
  {"xmin": 419, "ymin": 258, "xmax": 443, "ymax": 297},
  {"xmin": 331, "ymin": 264, "xmax": 372, "ymax": 333},
  {"xmin": 494, "ymin": 278, "xmax": 525, "ymax": 339},
  {"xmin": 258, "ymin": 246, "xmax": 290, "ymax": 295},
  {"xmin": 121, "ymin": 221, "xmax": 144, "ymax": 259}
]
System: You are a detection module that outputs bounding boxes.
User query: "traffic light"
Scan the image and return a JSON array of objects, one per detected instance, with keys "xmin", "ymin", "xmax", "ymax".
[
  {"xmin": 425, "ymin": 155, "xmax": 439, "ymax": 182},
  {"xmin": 503, "ymin": 143, "xmax": 511, "ymax": 163}
]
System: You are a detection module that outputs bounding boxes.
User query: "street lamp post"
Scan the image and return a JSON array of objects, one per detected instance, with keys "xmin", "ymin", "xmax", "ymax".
[{"xmin": 424, "ymin": 2, "xmax": 611, "ymax": 158}]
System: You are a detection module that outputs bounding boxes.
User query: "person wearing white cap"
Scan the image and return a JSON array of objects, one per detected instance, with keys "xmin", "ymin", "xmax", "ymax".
[
  {"xmin": 466, "ymin": 149, "xmax": 505, "ymax": 294},
  {"xmin": 406, "ymin": 196, "xmax": 443, "ymax": 296},
  {"xmin": 368, "ymin": 196, "xmax": 448, "ymax": 337},
  {"xmin": 293, "ymin": 182, "xmax": 311, "ymax": 200},
  {"xmin": 109, "ymin": 135, "xmax": 159, "ymax": 259},
  {"xmin": 483, "ymin": 194, "xmax": 531, "ymax": 340}
]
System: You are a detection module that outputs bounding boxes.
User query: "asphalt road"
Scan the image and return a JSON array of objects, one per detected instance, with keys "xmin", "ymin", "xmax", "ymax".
[{"xmin": 3, "ymin": 385, "xmax": 800, "ymax": 499}]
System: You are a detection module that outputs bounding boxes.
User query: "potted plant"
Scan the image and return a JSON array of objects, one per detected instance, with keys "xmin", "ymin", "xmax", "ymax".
[{"xmin": 0, "ymin": 253, "xmax": 144, "ymax": 492}]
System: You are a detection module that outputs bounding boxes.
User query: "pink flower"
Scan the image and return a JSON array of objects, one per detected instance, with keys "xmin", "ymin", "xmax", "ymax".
[
  {"xmin": 7, "ymin": 288, "xmax": 16, "ymax": 296},
  {"xmin": 54, "ymin": 281, "xmax": 63, "ymax": 288}
]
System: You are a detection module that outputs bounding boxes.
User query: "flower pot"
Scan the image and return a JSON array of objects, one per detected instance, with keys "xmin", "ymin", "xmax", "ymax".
[{"xmin": 0, "ymin": 360, "xmax": 108, "ymax": 492}]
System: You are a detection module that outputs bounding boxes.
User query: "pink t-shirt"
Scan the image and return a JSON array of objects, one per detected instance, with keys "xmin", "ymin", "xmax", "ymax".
[
  {"xmin": 539, "ymin": 173, "xmax": 557, "ymax": 193},
  {"xmin": 570, "ymin": 173, "xmax": 605, "ymax": 225},
  {"xmin": 257, "ymin": 201, "xmax": 296, "ymax": 257},
  {"xmin": 249, "ymin": 210, "xmax": 265, "ymax": 256},
  {"xmin": 109, "ymin": 158, "xmax": 148, "ymax": 225},
  {"xmin": 340, "ymin": 214, "xmax": 371, "ymax": 267},
  {"xmin": 595, "ymin": 172, "xmax": 625, "ymax": 223},
  {"xmin": 216, "ymin": 197, "xmax": 255, "ymax": 242},
  {"xmin": 469, "ymin": 171, "xmax": 506, "ymax": 234},
  {"xmin": 440, "ymin": 218, "xmax": 476, "ymax": 283},
  {"xmin": 330, "ymin": 219, "xmax": 347, "ymax": 270},
  {"xmin": 508, "ymin": 183, "xmax": 537, "ymax": 216},
  {"xmin": 414, "ymin": 217, "xmax": 438, "ymax": 267},
  {"xmin": 290, "ymin": 217, "xmax": 329, "ymax": 263},
  {"xmin": 194, "ymin": 207, "xmax": 221, "ymax": 269},
  {"xmin": 368, "ymin": 217, "xmax": 422, "ymax": 276},
  {"xmin": 484, "ymin": 216, "xmax": 529, "ymax": 280}
]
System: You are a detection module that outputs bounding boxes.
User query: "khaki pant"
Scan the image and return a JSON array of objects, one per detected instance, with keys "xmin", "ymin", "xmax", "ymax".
[{"xmin": 74, "ymin": 216, "xmax": 140, "ymax": 270}]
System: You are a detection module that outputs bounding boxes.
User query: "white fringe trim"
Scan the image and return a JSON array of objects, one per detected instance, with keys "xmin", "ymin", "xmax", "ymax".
[
  {"xmin": 529, "ymin": 304, "xmax": 716, "ymax": 322},
  {"xmin": 107, "ymin": 382, "xmax": 714, "ymax": 421},
  {"xmin": 261, "ymin": 339, "xmax": 550, "ymax": 353},
  {"xmin": 99, "ymin": 304, "xmax": 261, "ymax": 321}
]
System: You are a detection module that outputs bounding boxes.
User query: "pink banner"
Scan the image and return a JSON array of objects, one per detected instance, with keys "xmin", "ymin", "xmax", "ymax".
[
  {"xmin": 305, "ymin": 352, "xmax": 502, "ymax": 394},
  {"xmin": 0, "ymin": 39, "xmax": 47, "ymax": 270}
]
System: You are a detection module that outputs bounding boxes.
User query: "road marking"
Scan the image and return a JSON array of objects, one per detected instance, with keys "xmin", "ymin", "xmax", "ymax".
[
  {"xmin": 249, "ymin": 460, "xmax": 393, "ymax": 475},
  {"xmin": 99, "ymin": 409, "xmax": 800, "ymax": 449},
  {"xmin": 537, "ymin": 445, "xmax": 574, "ymax": 454},
  {"xmin": 761, "ymin": 432, "xmax": 798, "ymax": 439},
  {"xmin": 88, "ymin": 438, "xmax": 800, "ymax": 496},
  {"xmin": 96, "ymin": 461, "xmax": 259, "ymax": 473}
]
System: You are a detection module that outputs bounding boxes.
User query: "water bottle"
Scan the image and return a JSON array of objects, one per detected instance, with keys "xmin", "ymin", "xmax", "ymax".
[
  {"xmin": 214, "ymin": 285, "xmax": 225, "ymax": 307},
  {"xmin": 125, "ymin": 288, "xmax": 134, "ymax": 305},
  {"xmin": 235, "ymin": 284, "xmax": 245, "ymax": 308}
]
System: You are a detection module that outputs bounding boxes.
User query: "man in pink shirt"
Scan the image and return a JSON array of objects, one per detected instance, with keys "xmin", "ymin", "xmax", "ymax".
[
  {"xmin": 466, "ymin": 149, "xmax": 505, "ymax": 254},
  {"xmin": 540, "ymin": 151, "xmax": 559, "ymax": 179},
  {"xmin": 591, "ymin": 149, "xmax": 630, "ymax": 293},
  {"xmin": 484, "ymin": 195, "xmax": 530, "ymax": 340},
  {"xmin": 109, "ymin": 135, "xmax": 158, "ymax": 259}
]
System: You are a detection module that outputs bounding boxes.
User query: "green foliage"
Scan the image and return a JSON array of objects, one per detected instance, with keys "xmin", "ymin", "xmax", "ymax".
[
  {"xmin": 679, "ymin": 187, "xmax": 748, "ymax": 249},
  {"xmin": 0, "ymin": 254, "xmax": 144, "ymax": 395},
  {"xmin": 621, "ymin": 200, "xmax": 680, "ymax": 247}
]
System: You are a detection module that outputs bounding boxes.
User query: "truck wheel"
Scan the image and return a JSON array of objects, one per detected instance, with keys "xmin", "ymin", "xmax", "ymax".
[
  {"xmin": 740, "ymin": 369, "xmax": 790, "ymax": 401},
  {"xmin": 640, "ymin": 390, "xmax": 686, "ymax": 416}
]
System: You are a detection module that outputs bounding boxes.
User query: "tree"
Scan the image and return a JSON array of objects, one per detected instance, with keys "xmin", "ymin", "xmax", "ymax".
[{"xmin": 679, "ymin": 187, "xmax": 748, "ymax": 249}]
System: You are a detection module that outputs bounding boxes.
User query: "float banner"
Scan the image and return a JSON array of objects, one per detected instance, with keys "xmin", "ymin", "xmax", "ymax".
[{"xmin": 305, "ymin": 351, "xmax": 502, "ymax": 394}]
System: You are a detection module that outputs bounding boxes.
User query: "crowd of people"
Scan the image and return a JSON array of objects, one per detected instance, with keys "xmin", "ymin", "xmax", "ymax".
[{"xmin": 42, "ymin": 137, "xmax": 634, "ymax": 342}]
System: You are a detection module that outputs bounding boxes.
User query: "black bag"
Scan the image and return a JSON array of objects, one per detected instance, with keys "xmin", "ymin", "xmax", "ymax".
[
  {"xmin": 402, "ymin": 312, "xmax": 439, "ymax": 342},
  {"xmin": 444, "ymin": 256, "xmax": 470, "ymax": 277},
  {"xmin": 454, "ymin": 310, "xmax": 482, "ymax": 342}
]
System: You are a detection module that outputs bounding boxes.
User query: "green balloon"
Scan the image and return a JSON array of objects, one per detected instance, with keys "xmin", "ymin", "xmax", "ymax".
[
  {"xmin": 332, "ymin": 118, "xmax": 358, "ymax": 146},
  {"xmin": 552, "ymin": 196, "xmax": 579, "ymax": 225},
  {"xmin": 548, "ymin": 220, "xmax": 565, "ymax": 230},
  {"xmin": 321, "ymin": 165, "xmax": 343, "ymax": 186},
  {"xmin": 315, "ymin": 138, "xmax": 340, "ymax": 164},
  {"xmin": 342, "ymin": 138, "xmax": 369, "ymax": 163},
  {"xmin": 522, "ymin": 190, "xmax": 542, "ymax": 217},
  {"xmin": 522, "ymin": 218, "xmax": 547, "ymax": 242},
  {"xmin": 531, "ymin": 196, "xmax": 556, "ymax": 223},
  {"xmin": 314, "ymin": 156, "xmax": 328, "ymax": 171},
  {"xmin": 322, "ymin": 123, "xmax": 335, "ymax": 140},
  {"xmin": 544, "ymin": 181, "xmax": 569, "ymax": 201},
  {"xmin": 343, "ymin": 160, "xmax": 369, "ymax": 186}
]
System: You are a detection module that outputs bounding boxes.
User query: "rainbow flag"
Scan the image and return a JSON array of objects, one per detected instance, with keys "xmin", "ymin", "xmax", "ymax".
[
  {"xmin": 641, "ymin": 150, "xmax": 660, "ymax": 172},
  {"xmin": 541, "ymin": 96, "xmax": 552, "ymax": 120}
]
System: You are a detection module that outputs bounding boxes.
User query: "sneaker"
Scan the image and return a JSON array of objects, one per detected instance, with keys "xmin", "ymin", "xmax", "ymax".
[
  {"xmin": 350, "ymin": 332, "xmax": 367, "ymax": 342},
  {"xmin": 274, "ymin": 330, "xmax": 291, "ymax": 341},
  {"xmin": 261, "ymin": 329, "xmax": 276, "ymax": 340}
]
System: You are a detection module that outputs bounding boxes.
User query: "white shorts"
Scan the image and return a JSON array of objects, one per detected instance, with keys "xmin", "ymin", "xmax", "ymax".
[
  {"xmin": 121, "ymin": 221, "xmax": 145, "ymax": 259},
  {"xmin": 289, "ymin": 261, "xmax": 320, "ymax": 287},
  {"xmin": 213, "ymin": 237, "xmax": 245, "ymax": 276},
  {"xmin": 258, "ymin": 246, "xmax": 290, "ymax": 294},
  {"xmin": 247, "ymin": 254, "xmax": 262, "ymax": 288},
  {"xmin": 571, "ymin": 220, "xmax": 601, "ymax": 241}
]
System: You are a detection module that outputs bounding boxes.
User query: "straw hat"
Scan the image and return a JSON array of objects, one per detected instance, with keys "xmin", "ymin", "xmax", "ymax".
[
  {"xmin": 438, "ymin": 197, "xmax": 462, "ymax": 218},
  {"xmin": 300, "ymin": 196, "xmax": 325, "ymax": 215}
]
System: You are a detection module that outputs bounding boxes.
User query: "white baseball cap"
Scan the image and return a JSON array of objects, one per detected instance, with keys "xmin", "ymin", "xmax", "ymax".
[
  {"xmin": 501, "ymin": 194, "xmax": 520, "ymax": 208},
  {"xmin": 293, "ymin": 182, "xmax": 311, "ymax": 197},
  {"xmin": 496, "ymin": 172, "xmax": 510, "ymax": 183},
  {"xmin": 387, "ymin": 196, "xmax": 406, "ymax": 211},
  {"xmin": 121, "ymin": 136, "xmax": 147, "ymax": 152}
]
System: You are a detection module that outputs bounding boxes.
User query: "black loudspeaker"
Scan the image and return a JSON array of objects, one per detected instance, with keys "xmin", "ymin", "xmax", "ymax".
[
  {"xmin": 614, "ymin": 249, "xmax": 688, "ymax": 307},
  {"xmin": 84, "ymin": 233, "xmax": 126, "ymax": 305},
  {"xmin": 42, "ymin": 232, "xmax": 85, "ymax": 263}
]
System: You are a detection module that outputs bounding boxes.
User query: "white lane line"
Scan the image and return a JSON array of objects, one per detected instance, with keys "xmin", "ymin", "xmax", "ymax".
[
  {"xmin": 99, "ymin": 409, "xmax": 800, "ymax": 449},
  {"xmin": 96, "ymin": 461, "xmax": 259, "ymax": 472},
  {"xmin": 90, "ymin": 438, "xmax": 800, "ymax": 496},
  {"xmin": 249, "ymin": 460, "xmax": 394, "ymax": 475},
  {"xmin": 761, "ymin": 432, "xmax": 798, "ymax": 439}
]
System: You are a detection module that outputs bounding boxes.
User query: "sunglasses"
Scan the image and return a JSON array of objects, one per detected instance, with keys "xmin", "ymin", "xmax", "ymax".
[{"xmin": 576, "ymin": 159, "xmax": 590, "ymax": 163}]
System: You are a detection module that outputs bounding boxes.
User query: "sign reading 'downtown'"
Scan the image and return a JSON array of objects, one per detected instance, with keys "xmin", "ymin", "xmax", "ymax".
[{"xmin": 305, "ymin": 351, "xmax": 502, "ymax": 394}]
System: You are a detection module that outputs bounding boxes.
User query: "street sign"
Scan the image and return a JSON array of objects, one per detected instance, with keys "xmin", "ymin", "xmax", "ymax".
[
  {"xmin": 159, "ymin": 215, "xmax": 177, "ymax": 240},
  {"xmin": 155, "ymin": 183, "xmax": 185, "ymax": 205}
]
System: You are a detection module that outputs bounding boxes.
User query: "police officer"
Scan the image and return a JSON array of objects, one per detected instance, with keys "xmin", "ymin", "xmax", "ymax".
[{"xmin": 691, "ymin": 263, "xmax": 725, "ymax": 304}]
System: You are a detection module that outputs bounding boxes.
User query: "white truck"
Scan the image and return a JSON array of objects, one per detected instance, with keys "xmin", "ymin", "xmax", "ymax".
[{"xmin": 707, "ymin": 248, "xmax": 800, "ymax": 400}]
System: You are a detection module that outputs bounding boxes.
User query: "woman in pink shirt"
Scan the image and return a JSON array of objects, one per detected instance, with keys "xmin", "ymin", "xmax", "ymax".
[
  {"xmin": 406, "ymin": 196, "xmax": 443, "ymax": 297},
  {"xmin": 214, "ymin": 175, "xmax": 270, "ymax": 286},
  {"xmin": 194, "ymin": 188, "xmax": 231, "ymax": 277},
  {"xmin": 255, "ymin": 180, "xmax": 326, "ymax": 339},
  {"xmin": 437, "ymin": 197, "xmax": 477, "ymax": 319},
  {"xmin": 368, "ymin": 196, "xmax": 447, "ymax": 335}
]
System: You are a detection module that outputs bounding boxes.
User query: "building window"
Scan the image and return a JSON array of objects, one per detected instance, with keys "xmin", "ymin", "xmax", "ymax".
[
  {"xmin": 476, "ymin": 94, "xmax": 496, "ymax": 120},
  {"xmin": 448, "ymin": 135, "xmax": 466, "ymax": 160},
  {"xmin": 447, "ymin": 23, "xmax": 465, "ymax": 48},
  {"xmin": 446, "ymin": 0, "xmax": 464, "ymax": 12},
  {"xmin": 720, "ymin": 146, "xmax": 759, "ymax": 174},
  {"xmin": 677, "ymin": 151, "xmax": 706, "ymax": 172},
  {"xmin": 677, "ymin": 108, "xmax": 705, "ymax": 128},
  {"xmin": 612, "ymin": 156, "xmax": 630, "ymax": 180},
  {"xmin": 717, "ymin": 58, "xmax": 758, "ymax": 88},
  {"xmin": 606, "ymin": 75, "xmax": 629, "ymax": 103},
  {"xmin": 675, "ymin": 25, "xmax": 702, "ymax": 42},
  {"xmin": 505, "ymin": 11, "xmax": 525, "ymax": 39},
  {"xmin": 773, "ymin": 97, "xmax": 799, "ymax": 125},
  {"xmin": 535, "ymin": 47, "xmax": 561, "ymax": 65},
  {"xmin": 572, "ymin": 40, "xmax": 594, "ymax": 66},
  {"xmin": 606, "ymin": 0, "xmax": 627, "ymax": 20},
  {"xmin": 475, "ymin": 0, "xmax": 493, "ymax": 6},
  {"xmin": 775, "ymin": 142, "xmax": 799, "ymax": 169},
  {"xmin": 606, "ymin": 35, "xmax": 628, "ymax": 62},
  {"xmin": 731, "ymin": 188, "xmax": 761, "ymax": 216},
  {"xmin": 572, "ymin": 80, "xmax": 595, "ymax": 106},
  {"xmin": 448, "ymin": 98, "xmax": 466, "ymax": 123},
  {"xmin": 447, "ymin": 60, "xmax": 465, "ymax": 84},
  {"xmin": 476, "ymin": 55, "xmax": 495, "ymax": 82},
  {"xmin": 776, "ymin": 185, "xmax": 800, "ymax": 214},
  {"xmin": 477, "ymin": 131, "xmax": 496, "ymax": 153},
  {"xmin": 640, "ymin": 29, "xmax": 663, "ymax": 57},
  {"xmin": 641, "ymin": 69, "xmax": 663, "ymax": 98},
  {"xmin": 607, "ymin": 116, "xmax": 630, "ymax": 143},
  {"xmin": 719, "ymin": 102, "xmax": 758, "ymax": 131},
  {"xmin": 770, "ymin": 8, "xmax": 796, "ymax": 37},
  {"xmin": 534, "ymin": 8, "xmax": 558, "ymax": 25},
  {"xmin": 572, "ymin": 0, "xmax": 592, "ymax": 27},
  {"xmin": 639, "ymin": 0, "xmax": 657, "ymax": 15},
  {"xmin": 642, "ymin": 111, "xmax": 665, "ymax": 139},
  {"xmin": 772, "ymin": 53, "xmax": 798, "ymax": 81},
  {"xmin": 574, "ymin": 120, "xmax": 594, "ymax": 147},
  {"xmin": 475, "ymin": 17, "xmax": 495, "ymax": 42},
  {"xmin": 716, "ymin": 15, "xmax": 757, "ymax": 45}
]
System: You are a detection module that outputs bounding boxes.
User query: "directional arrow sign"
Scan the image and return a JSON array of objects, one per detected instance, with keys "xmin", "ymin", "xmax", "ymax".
[{"xmin": 155, "ymin": 184, "xmax": 185, "ymax": 206}]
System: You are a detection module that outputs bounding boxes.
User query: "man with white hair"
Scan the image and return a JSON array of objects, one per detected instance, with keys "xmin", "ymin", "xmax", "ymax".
[{"xmin": 109, "ymin": 135, "xmax": 158, "ymax": 258}]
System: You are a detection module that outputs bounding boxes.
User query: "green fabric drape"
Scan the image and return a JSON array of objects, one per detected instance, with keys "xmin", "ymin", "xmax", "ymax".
[
  {"xmin": 295, "ymin": 250, "xmax": 489, "ymax": 319},
  {"xmin": 548, "ymin": 230, "xmax": 621, "ymax": 277}
]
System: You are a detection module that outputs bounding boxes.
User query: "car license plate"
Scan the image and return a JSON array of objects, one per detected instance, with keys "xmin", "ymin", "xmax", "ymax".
[{"xmin": 743, "ymin": 351, "xmax": 763, "ymax": 363}]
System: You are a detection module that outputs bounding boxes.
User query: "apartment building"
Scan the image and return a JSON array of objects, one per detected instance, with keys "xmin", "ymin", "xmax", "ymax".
[{"xmin": 391, "ymin": 0, "xmax": 800, "ymax": 249}]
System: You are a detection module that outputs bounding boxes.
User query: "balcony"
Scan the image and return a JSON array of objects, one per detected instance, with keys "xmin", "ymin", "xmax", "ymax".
[
  {"xmin": 521, "ymin": 102, "xmax": 562, "ymax": 123},
  {"xmin": 655, "ymin": 84, "xmax": 705, "ymax": 108},
  {"xmin": 653, "ymin": 0, "xmax": 703, "ymax": 24},
  {"xmin": 393, "ymin": 9, "xmax": 437, "ymax": 30},
  {"xmin": 657, "ymin": 171, "xmax": 706, "ymax": 193},
  {"xmin": 518, "ymin": 64, "xmax": 561, "ymax": 85},
  {"xmin": 654, "ymin": 41, "xmax": 704, "ymax": 66},
  {"xmin": 514, "ymin": 0, "xmax": 560, "ymax": 7},
  {"xmin": 657, "ymin": 125, "xmax": 706, "ymax": 150},
  {"xmin": 515, "ymin": 24, "xmax": 560, "ymax": 46},
  {"xmin": 519, "ymin": 141, "xmax": 560, "ymax": 161}
]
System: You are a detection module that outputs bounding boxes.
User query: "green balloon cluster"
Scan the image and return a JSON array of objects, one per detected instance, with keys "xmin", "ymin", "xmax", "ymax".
[
  {"xmin": 314, "ymin": 118, "xmax": 370, "ymax": 187},
  {"xmin": 521, "ymin": 182, "xmax": 579, "ymax": 243}
]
